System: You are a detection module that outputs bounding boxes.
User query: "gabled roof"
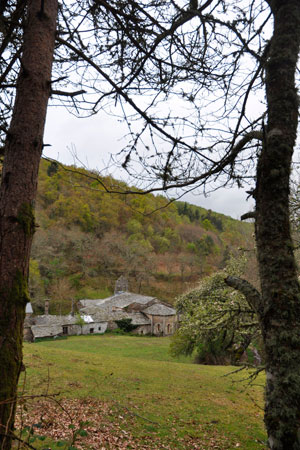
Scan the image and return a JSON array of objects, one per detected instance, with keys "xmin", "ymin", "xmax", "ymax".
[
  {"xmin": 31, "ymin": 324, "xmax": 63, "ymax": 339},
  {"xmin": 79, "ymin": 307, "xmax": 151, "ymax": 325},
  {"xmin": 143, "ymin": 303, "xmax": 176, "ymax": 316},
  {"xmin": 32, "ymin": 313, "xmax": 105, "ymax": 327},
  {"xmin": 80, "ymin": 292, "xmax": 157, "ymax": 313},
  {"xmin": 78, "ymin": 291, "xmax": 177, "ymax": 321},
  {"xmin": 30, "ymin": 314, "xmax": 106, "ymax": 339},
  {"xmin": 33, "ymin": 314, "xmax": 78, "ymax": 326},
  {"xmin": 79, "ymin": 299, "xmax": 107, "ymax": 308}
]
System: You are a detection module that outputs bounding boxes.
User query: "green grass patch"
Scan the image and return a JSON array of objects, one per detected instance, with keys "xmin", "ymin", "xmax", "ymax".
[
  {"xmin": 20, "ymin": 335, "xmax": 266, "ymax": 449},
  {"xmin": 74, "ymin": 285, "xmax": 112, "ymax": 300}
]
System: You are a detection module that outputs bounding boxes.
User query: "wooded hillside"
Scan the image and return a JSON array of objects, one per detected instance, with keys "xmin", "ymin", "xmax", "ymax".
[{"xmin": 29, "ymin": 160, "xmax": 254, "ymax": 313}]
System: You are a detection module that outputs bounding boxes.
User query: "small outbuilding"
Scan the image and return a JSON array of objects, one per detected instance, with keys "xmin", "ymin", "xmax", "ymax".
[{"xmin": 24, "ymin": 312, "xmax": 107, "ymax": 342}]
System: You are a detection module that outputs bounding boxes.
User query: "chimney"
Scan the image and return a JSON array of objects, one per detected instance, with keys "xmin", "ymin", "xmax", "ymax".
[{"xmin": 44, "ymin": 300, "xmax": 49, "ymax": 315}]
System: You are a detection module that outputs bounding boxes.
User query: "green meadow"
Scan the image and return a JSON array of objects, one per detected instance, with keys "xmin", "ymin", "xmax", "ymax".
[{"xmin": 20, "ymin": 335, "xmax": 266, "ymax": 449}]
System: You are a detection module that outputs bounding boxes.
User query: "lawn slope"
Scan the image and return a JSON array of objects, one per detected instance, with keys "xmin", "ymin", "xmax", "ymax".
[{"xmin": 20, "ymin": 335, "xmax": 266, "ymax": 449}]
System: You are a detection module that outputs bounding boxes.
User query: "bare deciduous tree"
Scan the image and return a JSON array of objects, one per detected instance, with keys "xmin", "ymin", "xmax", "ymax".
[{"xmin": 91, "ymin": 3, "xmax": 300, "ymax": 447}]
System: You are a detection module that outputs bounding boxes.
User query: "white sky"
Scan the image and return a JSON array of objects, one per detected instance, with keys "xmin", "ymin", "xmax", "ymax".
[
  {"xmin": 40, "ymin": 1, "xmax": 270, "ymax": 222},
  {"xmin": 43, "ymin": 106, "xmax": 255, "ymax": 220}
]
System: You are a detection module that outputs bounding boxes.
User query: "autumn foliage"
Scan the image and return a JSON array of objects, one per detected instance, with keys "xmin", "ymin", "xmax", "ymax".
[{"xmin": 28, "ymin": 160, "xmax": 254, "ymax": 313}]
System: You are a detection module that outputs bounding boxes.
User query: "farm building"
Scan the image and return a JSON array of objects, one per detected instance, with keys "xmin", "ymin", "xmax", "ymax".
[
  {"xmin": 78, "ymin": 276, "xmax": 178, "ymax": 336},
  {"xmin": 24, "ymin": 277, "xmax": 178, "ymax": 341},
  {"xmin": 24, "ymin": 310, "xmax": 107, "ymax": 342}
]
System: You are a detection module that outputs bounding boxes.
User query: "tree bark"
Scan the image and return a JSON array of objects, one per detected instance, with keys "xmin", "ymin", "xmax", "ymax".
[
  {"xmin": 256, "ymin": 1, "xmax": 300, "ymax": 448},
  {"xmin": 0, "ymin": 1, "xmax": 57, "ymax": 448},
  {"xmin": 225, "ymin": 275, "xmax": 262, "ymax": 315}
]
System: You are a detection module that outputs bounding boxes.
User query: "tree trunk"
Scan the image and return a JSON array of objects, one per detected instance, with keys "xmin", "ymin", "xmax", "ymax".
[
  {"xmin": 255, "ymin": 1, "xmax": 300, "ymax": 448},
  {"xmin": 0, "ymin": 1, "xmax": 57, "ymax": 448}
]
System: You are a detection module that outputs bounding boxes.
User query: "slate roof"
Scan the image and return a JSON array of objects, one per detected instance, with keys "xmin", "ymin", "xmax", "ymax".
[
  {"xmin": 80, "ymin": 292, "xmax": 157, "ymax": 313},
  {"xmin": 33, "ymin": 314, "xmax": 78, "ymax": 326},
  {"xmin": 78, "ymin": 291, "xmax": 177, "ymax": 321},
  {"xmin": 29, "ymin": 313, "xmax": 106, "ymax": 339},
  {"xmin": 110, "ymin": 310, "xmax": 150, "ymax": 325},
  {"xmin": 143, "ymin": 303, "xmax": 176, "ymax": 316},
  {"xmin": 79, "ymin": 299, "xmax": 107, "ymax": 308},
  {"xmin": 79, "ymin": 306, "xmax": 151, "ymax": 325},
  {"xmin": 79, "ymin": 306, "xmax": 110, "ymax": 321},
  {"xmin": 102, "ymin": 292, "xmax": 157, "ymax": 309},
  {"xmin": 31, "ymin": 324, "xmax": 63, "ymax": 339},
  {"xmin": 29, "ymin": 313, "xmax": 105, "ymax": 328}
]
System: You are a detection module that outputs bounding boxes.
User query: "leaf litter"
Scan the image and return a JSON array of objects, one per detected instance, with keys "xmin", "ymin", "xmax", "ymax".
[{"xmin": 15, "ymin": 397, "xmax": 240, "ymax": 449}]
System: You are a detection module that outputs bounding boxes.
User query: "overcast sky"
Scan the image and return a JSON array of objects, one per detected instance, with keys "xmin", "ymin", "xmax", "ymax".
[{"xmin": 43, "ymin": 107, "xmax": 255, "ymax": 220}]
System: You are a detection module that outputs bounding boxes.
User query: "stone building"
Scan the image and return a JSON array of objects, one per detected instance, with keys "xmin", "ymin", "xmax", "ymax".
[
  {"xmin": 78, "ymin": 277, "xmax": 178, "ymax": 336},
  {"xmin": 24, "ymin": 277, "xmax": 178, "ymax": 341},
  {"xmin": 24, "ymin": 307, "xmax": 107, "ymax": 342}
]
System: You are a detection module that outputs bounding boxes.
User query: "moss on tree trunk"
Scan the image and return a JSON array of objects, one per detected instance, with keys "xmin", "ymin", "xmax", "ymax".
[
  {"xmin": 256, "ymin": 1, "xmax": 300, "ymax": 448},
  {"xmin": 0, "ymin": 273, "xmax": 28, "ymax": 447},
  {"xmin": 0, "ymin": 0, "xmax": 58, "ymax": 448}
]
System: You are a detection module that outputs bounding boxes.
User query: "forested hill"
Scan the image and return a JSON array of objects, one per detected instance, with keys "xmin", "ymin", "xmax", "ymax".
[{"xmin": 29, "ymin": 159, "xmax": 254, "ymax": 314}]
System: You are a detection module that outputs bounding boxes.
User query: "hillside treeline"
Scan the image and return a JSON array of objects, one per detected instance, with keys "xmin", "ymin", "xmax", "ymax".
[{"xmin": 29, "ymin": 160, "xmax": 253, "ymax": 314}]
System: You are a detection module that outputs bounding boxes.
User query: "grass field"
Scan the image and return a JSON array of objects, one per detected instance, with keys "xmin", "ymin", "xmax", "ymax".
[{"xmin": 19, "ymin": 334, "xmax": 266, "ymax": 449}]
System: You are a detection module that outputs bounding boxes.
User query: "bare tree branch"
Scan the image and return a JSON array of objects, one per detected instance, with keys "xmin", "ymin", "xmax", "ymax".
[
  {"xmin": 51, "ymin": 89, "xmax": 86, "ymax": 97},
  {"xmin": 241, "ymin": 211, "xmax": 256, "ymax": 220},
  {"xmin": 225, "ymin": 276, "xmax": 262, "ymax": 315}
]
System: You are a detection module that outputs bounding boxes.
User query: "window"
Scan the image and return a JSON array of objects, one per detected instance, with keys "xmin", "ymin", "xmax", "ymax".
[
  {"xmin": 90, "ymin": 328, "xmax": 94, "ymax": 334},
  {"xmin": 62, "ymin": 326, "xmax": 68, "ymax": 335},
  {"xmin": 98, "ymin": 326, "xmax": 101, "ymax": 331}
]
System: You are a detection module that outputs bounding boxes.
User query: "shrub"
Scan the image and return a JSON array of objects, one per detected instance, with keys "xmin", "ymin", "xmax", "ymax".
[{"xmin": 114, "ymin": 318, "xmax": 138, "ymax": 333}]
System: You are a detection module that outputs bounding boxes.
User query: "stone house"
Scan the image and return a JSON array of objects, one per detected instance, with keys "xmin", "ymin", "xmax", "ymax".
[
  {"xmin": 142, "ymin": 303, "xmax": 178, "ymax": 335},
  {"xmin": 24, "ymin": 310, "xmax": 107, "ymax": 342},
  {"xmin": 78, "ymin": 277, "xmax": 178, "ymax": 336},
  {"xmin": 24, "ymin": 277, "xmax": 178, "ymax": 341}
]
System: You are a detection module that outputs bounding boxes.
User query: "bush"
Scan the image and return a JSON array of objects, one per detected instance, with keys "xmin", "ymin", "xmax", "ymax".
[
  {"xmin": 171, "ymin": 254, "xmax": 261, "ymax": 366},
  {"xmin": 170, "ymin": 331, "xmax": 196, "ymax": 357},
  {"xmin": 114, "ymin": 318, "xmax": 138, "ymax": 333},
  {"xmin": 194, "ymin": 333, "xmax": 232, "ymax": 365}
]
